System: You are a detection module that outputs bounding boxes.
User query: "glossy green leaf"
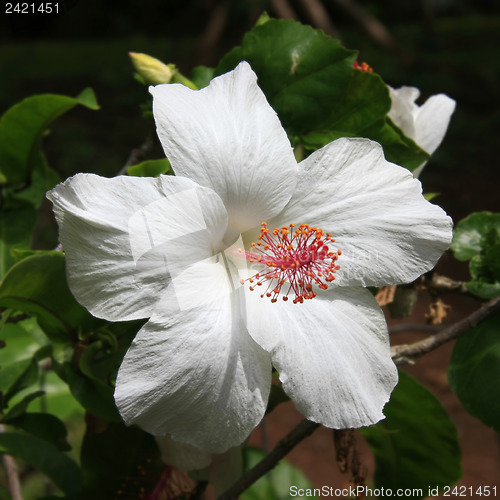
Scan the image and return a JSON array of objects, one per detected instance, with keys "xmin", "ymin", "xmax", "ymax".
[
  {"xmin": 0, "ymin": 201, "xmax": 36, "ymax": 279},
  {"xmin": 449, "ymin": 313, "xmax": 500, "ymax": 432},
  {"xmin": 360, "ymin": 371, "xmax": 461, "ymax": 495},
  {"xmin": 4, "ymin": 412, "xmax": 71, "ymax": 451},
  {"xmin": 0, "ymin": 88, "xmax": 98, "ymax": 187},
  {"xmin": 126, "ymin": 158, "xmax": 170, "ymax": 177},
  {"xmin": 0, "ymin": 432, "xmax": 82, "ymax": 497},
  {"xmin": 80, "ymin": 422, "xmax": 163, "ymax": 500},
  {"xmin": 0, "ymin": 252, "xmax": 99, "ymax": 342},
  {"xmin": 452, "ymin": 212, "xmax": 500, "ymax": 261},
  {"xmin": 451, "ymin": 212, "xmax": 500, "ymax": 298},
  {"xmin": 241, "ymin": 447, "xmax": 316, "ymax": 500},
  {"xmin": 325, "ymin": 69, "xmax": 390, "ymax": 134},
  {"xmin": 216, "ymin": 19, "xmax": 356, "ymax": 135},
  {"xmin": 302, "ymin": 117, "xmax": 428, "ymax": 171},
  {"xmin": 364, "ymin": 118, "xmax": 430, "ymax": 171}
]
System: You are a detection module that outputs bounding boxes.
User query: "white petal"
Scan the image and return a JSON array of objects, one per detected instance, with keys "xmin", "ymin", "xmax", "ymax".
[
  {"xmin": 242, "ymin": 286, "xmax": 398, "ymax": 428},
  {"xmin": 388, "ymin": 86, "xmax": 420, "ymax": 139},
  {"xmin": 155, "ymin": 435, "xmax": 211, "ymax": 472},
  {"xmin": 208, "ymin": 446, "xmax": 243, "ymax": 496},
  {"xmin": 47, "ymin": 173, "xmax": 228, "ymax": 321},
  {"xmin": 114, "ymin": 258, "xmax": 272, "ymax": 454},
  {"xmin": 273, "ymin": 138, "xmax": 452, "ymax": 287},
  {"xmin": 150, "ymin": 61, "xmax": 298, "ymax": 232},
  {"xmin": 413, "ymin": 93, "xmax": 456, "ymax": 155}
]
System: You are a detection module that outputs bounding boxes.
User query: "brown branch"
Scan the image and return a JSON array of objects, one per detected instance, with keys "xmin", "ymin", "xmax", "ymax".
[
  {"xmin": 271, "ymin": 0, "xmax": 299, "ymax": 20},
  {"xmin": 193, "ymin": 0, "xmax": 231, "ymax": 66},
  {"xmin": 391, "ymin": 295, "xmax": 500, "ymax": 366},
  {"xmin": 295, "ymin": 0, "xmax": 341, "ymax": 39},
  {"xmin": 327, "ymin": 0, "xmax": 396, "ymax": 49},
  {"xmin": 217, "ymin": 419, "xmax": 320, "ymax": 500},
  {"xmin": 389, "ymin": 323, "xmax": 441, "ymax": 335},
  {"xmin": 118, "ymin": 136, "xmax": 153, "ymax": 175},
  {"xmin": 0, "ymin": 425, "xmax": 23, "ymax": 500}
]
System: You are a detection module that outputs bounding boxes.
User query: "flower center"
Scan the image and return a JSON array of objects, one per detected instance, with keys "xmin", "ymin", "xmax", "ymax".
[{"xmin": 239, "ymin": 222, "xmax": 341, "ymax": 304}]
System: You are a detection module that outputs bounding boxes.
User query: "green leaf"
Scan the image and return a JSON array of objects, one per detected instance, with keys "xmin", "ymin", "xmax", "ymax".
[
  {"xmin": 449, "ymin": 313, "xmax": 500, "ymax": 432},
  {"xmin": 59, "ymin": 359, "xmax": 121, "ymax": 422},
  {"xmin": 0, "ymin": 357, "xmax": 38, "ymax": 406},
  {"xmin": 0, "ymin": 89, "xmax": 98, "ymax": 187},
  {"xmin": 241, "ymin": 447, "xmax": 316, "ymax": 500},
  {"xmin": 126, "ymin": 158, "xmax": 170, "ymax": 177},
  {"xmin": 0, "ymin": 317, "xmax": 48, "ymax": 366},
  {"xmin": 3, "ymin": 390, "xmax": 45, "ymax": 419},
  {"xmin": 452, "ymin": 212, "xmax": 500, "ymax": 261},
  {"xmin": 302, "ymin": 117, "xmax": 428, "ymax": 171},
  {"xmin": 360, "ymin": 371, "xmax": 461, "ymax": 496},
  {"xmin": 52, "ymin": 320, "xmax": 140, "ymax": 422},
  {"xmin": 0, "ymin": 432, "xmax": 82, "ymax": 497},
  {"xmin": 325, "ymin": 69, "xmax": 390, "ymax": 135},
  {"xmin": 27, "ymin": 370, "xmax": 84, "ymax": 420},
  {"xmin": 80, "ymin": 422, "xmax": 163, "ymax": 500},
  {"xmin": 216, "ymin": 19, "xmax": 356, "ymax": 135},
  {"xmin": 0, "ymin": 252, "xmax": 99, "ymax": 342},
  {"xmin": 190, "ymin": 65, "xmax": 215, "ymax": 89},
  {"xmin": 451, "ymin": 212, "xmax": 500, "ymax": 298},
  {"xmin": 364, "ymin": 118, "xmax": 430, "ymax": 171},
  {"xmin": 8, "ymin": 151, "xmax": 61, "ymax": 208},
  {"xmin": 0, "ymin": 201, "xmax": 36, "ymax": 279},
  {"xmin": 4, "ymin": 412, "xmax": 71, "ymax": 451}
]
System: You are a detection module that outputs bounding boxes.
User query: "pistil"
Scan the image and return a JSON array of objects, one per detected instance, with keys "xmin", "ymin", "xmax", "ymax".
[{"xmin": 239, "ymin": 222, "xmax": 341, "ymax": 304}]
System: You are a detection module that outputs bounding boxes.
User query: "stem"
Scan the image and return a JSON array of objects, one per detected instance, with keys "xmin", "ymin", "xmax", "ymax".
[
  {"xmin": 391, "ymin": 295, "xmax": 500, "ymax": 366},
  {"xmin": 0, "ymin": 425, "xmax": 23, "ymax": 500},
  {"xmin": 118, "ymin": 136, "xmax": 153, "ymax": 175},
  {"xmin": 217, "ymin": 420, "xmax": 320, "ymax": 500}
]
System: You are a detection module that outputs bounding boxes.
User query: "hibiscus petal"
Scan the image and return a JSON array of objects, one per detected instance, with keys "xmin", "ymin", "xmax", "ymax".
[
  {"xmin": 47, "ymin": 173, "xmax": 228, "ymax": 321},
  {"xmin": 413, "ymin": 93, "xmax": 456, "ymax": 155},
  {"xmin": 150, "ymin": 61, "xmax": 298, "ymax": 232},
  {"xmin": 114, "ymin": 258, "xmax": 271, "ymax": 453},
  {"xmin": 388, "ymin": 85, "xmax": 420, "ymax": 139},
  {"xmin": 273, "ymin": 138, "xmax": 452, "ymax": 287},
  {"xmin": 155, "ymin": 435, "xmax": 211, "ymax": 472},
  {"xmin": 243, "ymin": 286, "xmax": 398, "ymax": 428}
]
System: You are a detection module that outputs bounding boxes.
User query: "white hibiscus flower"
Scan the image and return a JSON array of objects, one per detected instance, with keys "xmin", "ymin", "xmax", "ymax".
[
  {"xmin": 47, "ymin": 61, "xmax": 452, "ymax": 455},
  {"xmin": 388, "ymin": 86, "xmax": 456, "ymax": 177}
]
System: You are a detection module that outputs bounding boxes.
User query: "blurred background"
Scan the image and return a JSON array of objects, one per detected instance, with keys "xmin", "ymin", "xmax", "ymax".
[
  {"xmin": 1, "ymin": 0, "xmax": 499, "ymax": 227},
  {"xmin": 1, "ymin": 0, "xmax": 499, "ymax": 496}
]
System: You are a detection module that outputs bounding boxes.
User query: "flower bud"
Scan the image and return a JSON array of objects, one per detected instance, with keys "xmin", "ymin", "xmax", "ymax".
[{"xmin": 129, "ymin": 52, "xmax": 175, "ymax": 85}]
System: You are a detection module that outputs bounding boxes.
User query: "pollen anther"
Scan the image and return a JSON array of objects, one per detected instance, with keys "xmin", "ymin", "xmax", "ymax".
[{"xmin": 241, "ymin": 222, "xmax": 342, "ymax": 304}]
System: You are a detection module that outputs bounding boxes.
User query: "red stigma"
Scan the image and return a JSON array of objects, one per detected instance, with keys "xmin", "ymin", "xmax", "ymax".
[{"xmin": 240, "ymin": 223, "xmax": 341, "ymax": 304}]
